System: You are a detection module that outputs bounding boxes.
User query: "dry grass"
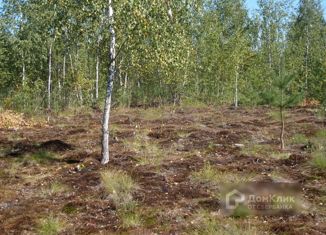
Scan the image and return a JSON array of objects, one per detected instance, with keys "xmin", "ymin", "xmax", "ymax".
[
  {"xmin": 124, "ymin": 131, "xmax": 164, "ymax": 166},
  {"xmin": 191, "ymin": 163, "xmax": 253, "ymax": 186},
  {"xmin": 0, "ymin": 110, "xmax": 41, "ymax": 129},
  {"xmin": 36, "ymin": 215, "xmax": 65, "ymax": 235},
  {"xmin": 140, "ymin": 107, "xmax": 166, "ymax": 121},
  {"xmin": 101, "ymin": 170, "xmax": 141, "ymax": 228},
  {"xmin": 41, "ymin": 182, "xmax": 70, "ymax": 197},
  {"xmin": 290, "ymin": 133, "xmax": 309, "ymax": 144},
  {"xmin": 189, "ymin": 210, "xmax": 266, "ymax": 235},
  {"xmin": 240, "ymin": 143, "xmax": 272, "ymax": 157},
  {"xmin": 311, "ymin": 151, "xmax": 326, "ymax": 170}
]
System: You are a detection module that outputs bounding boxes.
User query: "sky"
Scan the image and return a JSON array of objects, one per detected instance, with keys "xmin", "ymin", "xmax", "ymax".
[{"xmin": 245, "ymin": 0, "xmax": 326, "ymax": 17}]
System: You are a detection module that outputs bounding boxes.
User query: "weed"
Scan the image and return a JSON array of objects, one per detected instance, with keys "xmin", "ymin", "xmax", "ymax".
[{"xmin": 37, "ymin": 215, "xmax": 65, "ymax": 235}]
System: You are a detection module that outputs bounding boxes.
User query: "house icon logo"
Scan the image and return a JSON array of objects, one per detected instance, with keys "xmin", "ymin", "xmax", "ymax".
[{"xmin": 226, "ymin": 189, "xmax": 245, "ymax": 209}]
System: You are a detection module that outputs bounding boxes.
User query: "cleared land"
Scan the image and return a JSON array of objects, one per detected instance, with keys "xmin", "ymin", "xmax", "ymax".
[{"xmin": 0, "ymin": 106, "xmax": 325, "ymax": 234}]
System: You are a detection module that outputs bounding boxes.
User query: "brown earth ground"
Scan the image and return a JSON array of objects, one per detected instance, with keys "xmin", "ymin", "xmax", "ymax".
[{"xmin": 0, "ymin": 105, "xmax": 325, "ymax": 234}]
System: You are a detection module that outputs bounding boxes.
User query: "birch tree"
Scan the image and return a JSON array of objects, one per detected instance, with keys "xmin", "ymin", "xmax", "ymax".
[
  {"xmin": 101, "ymin": 0, "xmax": 116, "ymax": 165},
  {"xmin": 286, "ymin": 0, "xmax": 326, "ymax": 100}
]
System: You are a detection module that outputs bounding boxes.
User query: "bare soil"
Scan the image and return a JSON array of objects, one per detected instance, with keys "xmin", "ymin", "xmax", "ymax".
[{"xmin": 0, "ymin": 106, "xmax": 325, "ymax": 234}]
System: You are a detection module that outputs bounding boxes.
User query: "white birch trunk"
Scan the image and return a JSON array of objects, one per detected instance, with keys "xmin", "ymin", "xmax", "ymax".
[
  {"xmin": 22, "ymin": 52, "xmax": 26, "ymax": 84},
  {"xmin": 101, "ymin": 0, "xmax": 116, "ymax": 165},
  {"xmin": 96, "ymin": 54, "xmax": 99, "ymax": 100},
  {"xmin": 234, "ymin": 65, "xmax": 239, "ymax": 109},
  {"xmin": 124, "ymin": 73, "xmax": 128, "ymax": 93},
  {"xmin": 62, "ymin": 54, "xmax": 66, "ymax": 88},
  {"xmin": 48, "ymin": 44, "xmax": 52, "ymax": 110}
]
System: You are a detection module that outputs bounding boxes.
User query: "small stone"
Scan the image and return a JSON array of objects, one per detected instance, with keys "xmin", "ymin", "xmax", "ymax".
[{"xmin": 235, "ymin": 144, "xmax": 244, "ymax": 147}]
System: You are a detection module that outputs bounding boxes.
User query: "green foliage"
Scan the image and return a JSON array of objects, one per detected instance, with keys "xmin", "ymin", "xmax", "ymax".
[
  {"xmin": 261, "ymin": 74, "xmax": 302, "ymax": 108},
  {"xmin": 3, "ymin": 80, "xmax": 44, "ymax": 114},
  {"xmin": 0, "ymin": 0, "xmax": 325, "ymax": 110}
]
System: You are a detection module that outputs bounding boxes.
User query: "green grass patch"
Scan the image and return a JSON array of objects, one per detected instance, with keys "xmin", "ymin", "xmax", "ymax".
[
  {"xmin": 240, "ymin": 144, "xmax": 272, "ymax": 157},
  {"xmin": 231, "ymin": 204, "xmax": 251, "ymax": 218},
  {"xmin": 119, "ymin": 209, "xmax": 142, "ymax": 228},
  {"xmin": 110, "ymin": 123, "xmax": 122, "ymax": 138},
  {"xmin": 270, "ymin": 152, "xmax": 291, "ymax": 160},
  {"xmin": 37, "ymin": 215, "xmax": 65, "ymax": 235},
  {"xmin": 189, "ymin": 210, "xmax": 263, "ymax": 235},
  {"xmin": 101, "ymin": 170, "xmax": 141, "ymax": 228},
  {"xmin": 62, "ymin": 203, "xmax": 78, "ymax": 215},
  {"xmin": 101, "ymin": 170, "xmax": 136, "ymax": 204},
  {"xmin": 30, "ymin": 151, "xmax": 58, "ymax": 164},
  {"xmin": 191, "ymin": 163, "xmax": 253, "ymax": 186},
  {"xmin": 310, "ymin": 130, "xmax": 326, "ymax": 151},
  {"xmin": 290, "ymin": 134, "xmax": 309, "ymax": 144},
  {"xmin": 315, "ymin": 130, "xmax": 326, "ymax": 139},
  {"xmin": 311, "ymin": 151, "xmax": 326, "ymax": 170},
  {"xmin": 180, "ymin": 98, "xmax": 208, "ymax": 110},
  {"xmin": 267, "ymin": 110, "xmax": 290, "ymax": 121}
]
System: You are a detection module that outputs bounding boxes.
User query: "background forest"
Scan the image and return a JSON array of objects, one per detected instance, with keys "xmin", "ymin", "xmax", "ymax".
[{"xmin": 0, "ymin": 0, "xmax": 325, "ymax": 113}]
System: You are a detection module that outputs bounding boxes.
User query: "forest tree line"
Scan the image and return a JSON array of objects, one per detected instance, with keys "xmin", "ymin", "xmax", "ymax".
[{"xmin": 0, "ymin": 0, "xmax": 325, "ymax": 113}]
